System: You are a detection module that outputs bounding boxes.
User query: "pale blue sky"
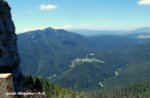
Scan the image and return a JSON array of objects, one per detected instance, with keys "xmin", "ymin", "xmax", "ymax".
[{"xmin": 6, "ymin": 0, "xmax": 150, "ymax": 33}]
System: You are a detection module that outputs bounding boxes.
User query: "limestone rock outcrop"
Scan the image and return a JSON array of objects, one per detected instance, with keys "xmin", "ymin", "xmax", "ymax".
[
  {"xmin": 0, "ymin": 0, "xmax": 22, "ymax": 91},
  {"xmin": 0, "ymin": 73, "xmax": 14, "ymax": 98},
  {"xmin": 0, "ymin": 0, "xmax": 19, "ymax": 71}
]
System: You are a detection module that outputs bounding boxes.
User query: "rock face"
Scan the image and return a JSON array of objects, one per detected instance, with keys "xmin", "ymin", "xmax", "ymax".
[
  {"xmin": 0, "ymin": 0, "xmax": 22, "ymax": 91},
  {"xmin": 0, "ymin": 73, "xmax": 14, "ymax": 98}
]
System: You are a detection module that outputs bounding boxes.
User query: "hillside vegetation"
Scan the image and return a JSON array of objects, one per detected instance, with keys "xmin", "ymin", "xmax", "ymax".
[
  {"xmin": 22, "ymin": 76, "xmax": 150, "ymax": 98},
  {"xmin": 95, "ymin": 83, "xmax": 150, "ymax": 98},
  {"xmin": 23, "ymin": 76, "xmax": 90, "ymax": 98}
]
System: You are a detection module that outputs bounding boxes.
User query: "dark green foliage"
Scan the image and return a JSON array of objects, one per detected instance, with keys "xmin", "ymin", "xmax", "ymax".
[
  {"xmin": 22, "ymin": 75, "xmax": 89, "ymax": 98},
  {"xmin": 33, "ymin": 78, "xmax": 43, "ymax": 91},
  {"xmin": 95, "ymin": 83, "xmax": 150, "ymax": 98},
  {"xmin": 23, "ymin": 75, "xmax": 34, "ymax": 91},
  {"xmin": 22, "ymin": 76, "xmax": 150, "ymax": 98}
]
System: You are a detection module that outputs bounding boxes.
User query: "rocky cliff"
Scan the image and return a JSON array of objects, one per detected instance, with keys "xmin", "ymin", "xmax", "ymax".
[
  {"xmin": 0, "ymin": 73, "xmax": 14, "ymax": 98},
  {"xmin": 0, "ymin": 0, "xmax": 22, "ymax": 91}
]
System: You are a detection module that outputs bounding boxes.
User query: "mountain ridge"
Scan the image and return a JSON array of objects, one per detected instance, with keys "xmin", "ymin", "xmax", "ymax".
[{"xmin": 17, "ymin": 27, "xmax": 150, "ymax": 90}]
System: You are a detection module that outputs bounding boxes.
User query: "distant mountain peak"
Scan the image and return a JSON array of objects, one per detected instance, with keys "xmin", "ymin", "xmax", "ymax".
[{"xmin": 45, "ymin": 27, "xmax": 54, "ymax": 30}]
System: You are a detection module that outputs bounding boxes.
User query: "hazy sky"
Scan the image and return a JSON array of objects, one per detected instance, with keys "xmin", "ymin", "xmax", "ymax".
[{"xmin": 6, "ymin": 0, "xmax": 150, "ymax": 33}]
